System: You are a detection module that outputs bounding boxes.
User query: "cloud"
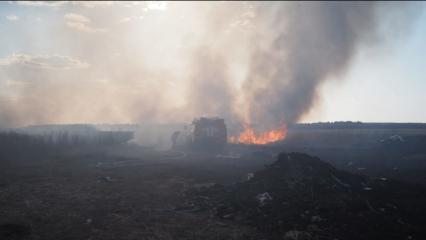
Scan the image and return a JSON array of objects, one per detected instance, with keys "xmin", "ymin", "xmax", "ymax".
[
  {"xmin": 70, "ymin": 1, "xmax": 115, "ymax": 8},
  {"xmin": 146, "ymin": 1, "xmax": 168, "ymax": 11},
  {"xmin": 64, "ymin": 13, "xmax": 90, "ymax": 23},
  {"xmin": 0, "ymin": 53, "xmax": 89, "ymax": 70},
  {"xmin": 15, "ymin": 1, "xmax": 114, "ymax": 8},
  {"xmin": 4, "ymin": 79, "xmax": 27, "ymax": 88},
  {"xmin": 64, "ymin": 13, "xmax": 108, "ymax": 33},
  {"xmin": 6, "ymin": 14, "xmax": 19, "ymax": 21},
  {"xmin": 119, "ymin": 17, "xmax": 132, "ymax": 23},
  {"xmin": 118, "ymin": 16, "xmax": 144, "ymax": 24},
  {"xmin": 65, "ymin": 21, "xmax": 108, "ymax": 33},
  {"xmin": 15, "ymin": 1, "xmax": 66, "ymax": 7}
]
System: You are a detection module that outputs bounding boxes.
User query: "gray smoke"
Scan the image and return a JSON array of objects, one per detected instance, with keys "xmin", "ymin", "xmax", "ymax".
[
  {"xmin": 240, "ymin": 2, "xmax": 421, "ymax": 130},
  {"xmin": 187, "ymin": 47, "xmax": 235, "ymax": 120},
  {"xmin": 0, "ymin": 2, "xmax": 422, "ymax": 131}
]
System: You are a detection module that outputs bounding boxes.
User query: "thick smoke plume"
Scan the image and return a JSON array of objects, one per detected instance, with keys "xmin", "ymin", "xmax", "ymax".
[
  {"xmin": 0, "ymin": 2, "xmax": 421, "ymax": 131},
  {"xmin": 240, "ymin": 2, "xmax": 421, "ymax": 130}
]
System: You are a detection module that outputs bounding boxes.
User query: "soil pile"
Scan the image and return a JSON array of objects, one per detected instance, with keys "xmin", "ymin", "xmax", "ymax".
[{"xmin": 185, "ymin": 152, "xmax": 426, "ymax": 240}]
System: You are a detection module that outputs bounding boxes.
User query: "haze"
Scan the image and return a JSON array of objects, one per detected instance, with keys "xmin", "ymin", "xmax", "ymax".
[{"xmin": 0, "ymin": 1, "xmax": 425, "ymax": 131}]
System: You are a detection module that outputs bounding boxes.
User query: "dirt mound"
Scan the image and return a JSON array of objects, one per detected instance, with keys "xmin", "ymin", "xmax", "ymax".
[{"xmin": 185, "ymin": 152, "xmax": 426, "ymax": 240}]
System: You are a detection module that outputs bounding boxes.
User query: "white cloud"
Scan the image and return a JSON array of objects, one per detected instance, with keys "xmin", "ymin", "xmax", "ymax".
[
  {"xmin": 0, "ymin": 53, "xmax": 89, "ymax": 70},
  {"xmin": 64, "ymin": 13, "xmax": 91, "ymax": 23},
  {"xmin": 6, "ymin": 14, "xmax": 19, "ymax": 21},
  {"xmin": 64, "ymin": 13, "xmax": 108, "ymax": 33},
  {"xmin": 71, "ymin": 1, "xmax": 115, "ymax": 8},
  {"xmin": 119, "ymin": 17, "xmax": 131, "ymax": 23},
  {"xmin": 16, "ymin": 1, "xmax": 66, "ymax": 7},
  {"xmin": 118, "ymin": 16, "xmax": 144, "ymax": 24},
  {"xmin": 16, "ymin": 1, "xmax": 116, "ymax": 8},
  {"xmin": 66, "ymin": 21, "xmax": 107, "ymax": 33},
  {"xmin": 5, "ymin": 79, "xmax": 27, "ymax": 87},
  {"xmin": 146, "ymin": 1, "xmax": 168, "ymax": 11}
]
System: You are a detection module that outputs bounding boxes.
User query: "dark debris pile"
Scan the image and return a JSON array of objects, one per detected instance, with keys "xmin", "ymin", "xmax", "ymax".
[{"xmin": 183, "ymin": 152, "xmax": 426, "ymax": 240}]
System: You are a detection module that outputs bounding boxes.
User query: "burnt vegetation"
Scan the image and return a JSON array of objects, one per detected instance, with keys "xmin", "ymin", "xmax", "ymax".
[
  {"xmin": 186, "ymin": 153, "xmax": 426, "ymax": 240},
  {"xmin": 1, "ymin": 123, "xmax": 426, "ymax": 240}
]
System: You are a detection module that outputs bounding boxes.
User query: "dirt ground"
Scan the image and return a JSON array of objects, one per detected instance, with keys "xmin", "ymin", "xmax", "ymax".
[
  {"xmin": 0, "ymin": 145, "xmax": 272, "ymax": 240},
  {"xmin": 1, "ymin": 140, "xmax": 426, "ymax": 240}
]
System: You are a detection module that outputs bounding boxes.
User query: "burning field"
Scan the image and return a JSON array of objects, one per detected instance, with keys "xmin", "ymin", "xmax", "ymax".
[
  {"xmin": 0, "ymin": 1, "xmax": 425, "ymax": 240},
  {"xmin": 228, "ymin": 124, "xmax": 287, "ymax": 145},
  {"xmin": 1, "ymin": 123, "xmax": 426, "ymax": 240}
]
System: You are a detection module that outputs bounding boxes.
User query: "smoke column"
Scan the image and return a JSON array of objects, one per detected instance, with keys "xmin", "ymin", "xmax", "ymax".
[
  {"xmin": 238, "ymin": 2, "xmax": 421, "ymax": 130},
  {"xmin": 0, "ymin": 2, "xmax": 421, "ymax": 131}
]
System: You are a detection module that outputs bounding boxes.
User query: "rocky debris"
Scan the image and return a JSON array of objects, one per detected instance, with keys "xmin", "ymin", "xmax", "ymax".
[
  {"xmin": 98, "ymin": 176, "xmax": 114, "ymax": 183},
  {"xmin": 283, "ymin": 230, "xmax": 312, "ymax": 240},
  {"xmin": 247, "ymin": 172, "xmax": 254, "ymax": 181},
  {"xmin": 256, "ymin": 192, "xmax": 272, "ymax": 207},
  {"xmin": 380, "ymin": 135, "xmax": 405, "ymax": 143},
  {"xmin": 185, "ymin": 152, "xmax": 426, "ymax": 240}
]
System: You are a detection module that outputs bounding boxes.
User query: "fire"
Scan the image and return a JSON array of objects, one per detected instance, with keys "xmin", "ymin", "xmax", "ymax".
[{"xmin": 229, "ymin": 123, "xmax": 287, "ymax": 145}]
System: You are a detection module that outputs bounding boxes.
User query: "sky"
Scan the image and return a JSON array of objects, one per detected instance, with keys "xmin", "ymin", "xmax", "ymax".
[
  {"xmin": 304, "ymin": 7, "xmax": 426, "ymax": 123},
  {"xmin": 0, "ymin": 1, "xmax": 425, "ymax": 130}
]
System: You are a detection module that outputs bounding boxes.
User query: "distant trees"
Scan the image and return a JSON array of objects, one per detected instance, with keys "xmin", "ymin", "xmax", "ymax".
[
  {"xmin": 0, "ymin": 132, "xmax": 51, "ymax": 164},
  {"xmin": 292, "ymin": 122, "xmax": 426, "ymax": 130},
  {"xmin": 0, "ymin": 131, "xmax": 133, "ymax": 165}
]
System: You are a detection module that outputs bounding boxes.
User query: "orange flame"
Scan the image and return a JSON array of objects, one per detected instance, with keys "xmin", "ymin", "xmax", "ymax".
[{"xmin": 229, "ymin": 123, "xmax": 287, "ymax": 145}]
